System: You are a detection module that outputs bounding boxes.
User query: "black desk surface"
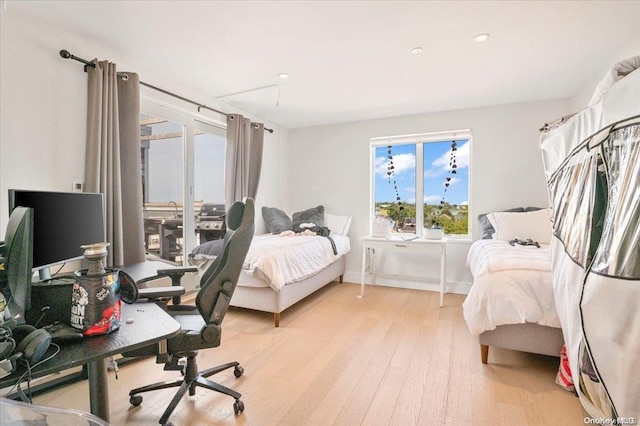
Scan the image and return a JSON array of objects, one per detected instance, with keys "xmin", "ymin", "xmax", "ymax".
[{"xmin": 0, "ymin": 302, "xmax": 180, "ymax": 388}]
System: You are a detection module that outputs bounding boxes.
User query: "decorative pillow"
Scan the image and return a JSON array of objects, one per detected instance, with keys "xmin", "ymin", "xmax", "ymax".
[
  {"xmin": 262, "ymin": 206, "xmax": 292, "ymax": 234},
  {"xmin": 292, "ymin": 205, "xmax": 324, "ymax": 232},
  {"xmin": 325, "ymin": 213, "xmax": 352, "ymax": 236},
  {"xmin": 191, "ymin": 239, "xmax": 224, "ymax": 256},
  {"xmin": 478, "ymin": 207, "xmax": 525, "ymax": 239},
  {"xmin": 487, "ymin": 208, "xmax": 552, "ymax": 244}
]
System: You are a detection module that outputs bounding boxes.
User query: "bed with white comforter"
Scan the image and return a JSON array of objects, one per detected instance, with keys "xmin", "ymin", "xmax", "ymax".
[
  {"xmin": 241, "ymin": 233, "xmax": 350, "ymax": 291},
  {"xmin": 463, "ymin": 239, "xmax": 560, "ymax": 335},
  {"xmin": 463, "ymin": 238, "xmax": 564, "ymax": 364},
  {"xmin": 229, "ymin": 232, "xmax": 350, "ymax": 326}
]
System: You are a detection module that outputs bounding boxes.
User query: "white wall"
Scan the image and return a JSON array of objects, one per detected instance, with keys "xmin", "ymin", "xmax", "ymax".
[
  {"xmin": 287, "ymin": 99, "xmax": 570, "ymax": 291},
  {"xmin": 0, "ymin": 9, "xmax": 288, "ymax": 237}
]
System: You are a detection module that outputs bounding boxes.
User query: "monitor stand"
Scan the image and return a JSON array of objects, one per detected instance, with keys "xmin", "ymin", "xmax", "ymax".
[{"xmin": 38, "ymin": 267, "xmax": 52, "ymax": 282}]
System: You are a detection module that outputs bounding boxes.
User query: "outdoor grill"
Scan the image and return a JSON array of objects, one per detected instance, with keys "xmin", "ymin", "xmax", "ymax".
[{"xmin": 196, "ymin": 203, "xmax": 226, "ymax": 242}]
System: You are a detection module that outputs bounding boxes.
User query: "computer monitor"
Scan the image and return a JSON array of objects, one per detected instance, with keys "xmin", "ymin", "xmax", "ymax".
[
  {"xmin": 0, "ymin": 206, "xmax": 33, "ymax": 322},
  {"xmin": 8, "ymin": 190, "xmax": 105, "ymax": 280}
]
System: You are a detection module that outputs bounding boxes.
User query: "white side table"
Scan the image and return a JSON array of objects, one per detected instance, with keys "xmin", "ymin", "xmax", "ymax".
[{"xmin": 359, "ymin": 236, "xmax": 448, "ymax": 307}]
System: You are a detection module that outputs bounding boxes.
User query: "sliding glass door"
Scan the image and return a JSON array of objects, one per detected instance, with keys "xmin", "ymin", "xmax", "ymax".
[
  {"xmin": 194, "ymin": 123, "xmax": 226, "ymax": 245},
  {"xmin": 140, "ymin": 113, "xmax": 185, "ymax": 263},
  {"xmin": 140, "ymin": 102, "xmax": 226, "ymax": 264}
]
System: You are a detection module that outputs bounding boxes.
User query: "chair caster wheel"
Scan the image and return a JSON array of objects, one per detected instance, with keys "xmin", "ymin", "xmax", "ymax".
[
  {"xmin": 130, "ymin": 394, "xmax": 143, "ymax": 407},
  {"xmin": 233, "ymin": 399, "xmax": 245, "ymax": 415},
  {"xmin": 234, "ymin": 365, "xmax": 244, "ymax": 378}
]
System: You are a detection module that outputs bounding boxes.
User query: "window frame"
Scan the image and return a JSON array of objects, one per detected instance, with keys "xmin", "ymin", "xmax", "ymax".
[{"xmin": 370, "ymin": 129, "xmax": 472, "ymax": 239}]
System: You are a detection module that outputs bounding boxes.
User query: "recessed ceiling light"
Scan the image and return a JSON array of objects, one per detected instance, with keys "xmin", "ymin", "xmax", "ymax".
[
  {"xmin": 411, "ymin": 47, "xmax": 423, "ymax": 54},
  {"xmin": 474, "ymin": 33, "xmax": 490, "ymax": 42},
  {"xmin": 278, "ymin": 73, "xmax": 289, "ymax": 79}
]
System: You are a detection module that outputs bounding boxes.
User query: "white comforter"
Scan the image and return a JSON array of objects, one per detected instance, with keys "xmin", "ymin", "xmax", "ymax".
[
  {"xmin": 462, "ymin": 239, "xmax": 561, "ymax": 336},
  {"xmin": 242, "ymin": 233, "xmax": 350, "ymax": 291}
]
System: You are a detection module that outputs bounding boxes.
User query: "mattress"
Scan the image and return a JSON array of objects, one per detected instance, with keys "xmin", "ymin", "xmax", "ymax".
[
  {"xmin": 241, "ymin": 233, "xmax": 350, "ymax": 291},
  {"xmin": 462, "ymin": 239, "xmax": 561, "ymax": 336}
]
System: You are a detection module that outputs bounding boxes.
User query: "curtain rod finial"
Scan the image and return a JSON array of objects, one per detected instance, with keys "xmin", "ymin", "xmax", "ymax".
[{"xmin": 60, "ymin": 49, "xmax": 71, "ymax": 59}]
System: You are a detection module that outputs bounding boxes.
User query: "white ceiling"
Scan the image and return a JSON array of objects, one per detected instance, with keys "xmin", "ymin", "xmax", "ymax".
[{"xmin": 11, "ymin": 1, "xmax": 640, "ymax": 129}]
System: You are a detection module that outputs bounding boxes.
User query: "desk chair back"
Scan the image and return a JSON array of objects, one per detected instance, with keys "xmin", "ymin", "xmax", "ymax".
[{"xmin": 196, "ymin": 198, "xmax": 254, "ymax": 338}]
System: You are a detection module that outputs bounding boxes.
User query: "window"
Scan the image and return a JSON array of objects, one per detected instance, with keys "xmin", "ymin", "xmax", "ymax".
[
  {"xmin": 140, "ymin": 101, "xmax": 226, "ymax": 264},
  {"xmin": 371, "ymin": 130, "xmax": 471, "ymax": 238}
]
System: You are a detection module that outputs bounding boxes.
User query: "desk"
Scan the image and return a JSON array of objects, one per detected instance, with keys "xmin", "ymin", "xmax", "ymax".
[
  {"xmin": 0, "ymin": 303, "xmax": 180, "ymax": 423},
  {"xmin": 359, "ymin": 236, "xmax": 448, "ymax": 306}
]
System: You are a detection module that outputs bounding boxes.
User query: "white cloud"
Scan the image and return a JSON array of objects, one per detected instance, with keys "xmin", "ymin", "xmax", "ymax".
[
  {"xmin": 424, "ymin": 194, "xmax": 441, "ymax": 203},
  {"xmin": 392, "ymin": 186, "xmax": 415, "ymax": 203},
  {"xmin": 460, "ymin": 201, "xmax": 469, "ymax": 206},
  {"xmin": 424, "ymin": 141, "xmax": 469, "ymax": 178},
  {"xmin": 375, "ymin": 153, "xmax": 416, "ymax": 178}
]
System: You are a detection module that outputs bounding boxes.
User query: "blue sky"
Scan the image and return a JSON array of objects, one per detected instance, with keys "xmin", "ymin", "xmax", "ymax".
[{"xmin": 374, "ymin": 140, "xmax": 469, "ymax": 205}]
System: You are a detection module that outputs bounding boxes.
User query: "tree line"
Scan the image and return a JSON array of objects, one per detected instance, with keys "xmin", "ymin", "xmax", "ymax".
[{"xmin": 376, "ymin": 202, "xmax": 468, "ymax": 235}]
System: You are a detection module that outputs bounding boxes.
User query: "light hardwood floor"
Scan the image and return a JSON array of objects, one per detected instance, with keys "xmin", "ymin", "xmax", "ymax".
[{"xmin": 32, "ymin": 282, "xmax": 584, "ymax": 425}]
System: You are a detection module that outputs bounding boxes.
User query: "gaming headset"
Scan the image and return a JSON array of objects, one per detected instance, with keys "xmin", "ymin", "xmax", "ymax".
[{"xmin": 0, "ymin": 319, "xmax": 51, "ymax": 377}]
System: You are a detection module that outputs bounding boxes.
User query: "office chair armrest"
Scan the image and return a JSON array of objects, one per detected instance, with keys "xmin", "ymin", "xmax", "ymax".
[
  {"xmin": 156, "ymin": 266, "xmax": 199, "ymax": 277},
  {"xmin": 138, "ymin": 286, "xmax": 186, "ymax": 300},
  {"xmin": 155, "ymin": 266, "xmax": 198, "ymax": 306}
]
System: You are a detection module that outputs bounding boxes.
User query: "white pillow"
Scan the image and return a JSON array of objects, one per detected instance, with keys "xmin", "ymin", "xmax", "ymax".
[
  {"xmin": 325, "ymin": 213, "xmax": 353, "ymax": 236},
  {"xmin": 487, "ymin": 208, "xmax": 552, "ymax": 244}
]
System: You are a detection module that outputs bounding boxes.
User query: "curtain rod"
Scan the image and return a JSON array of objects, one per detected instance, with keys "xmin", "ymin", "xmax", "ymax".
[{"xmin": 59, "ymin": 49, "xmax": 274, "ymax": 133}]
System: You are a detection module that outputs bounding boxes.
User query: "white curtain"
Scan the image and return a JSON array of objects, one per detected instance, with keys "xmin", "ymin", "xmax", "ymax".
[
  {"xmin": 224, "ymin": 114, "xmax": 264, "ymax": 211},
  {"xmin": 85, "ymin": 61, "xmax": 145, "ymax": 266}
]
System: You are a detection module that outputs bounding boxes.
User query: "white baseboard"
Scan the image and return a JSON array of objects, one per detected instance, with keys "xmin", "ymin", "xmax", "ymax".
[{"xmin": 342, "ymin": 271, "xmax": 472, "ymax": 295}]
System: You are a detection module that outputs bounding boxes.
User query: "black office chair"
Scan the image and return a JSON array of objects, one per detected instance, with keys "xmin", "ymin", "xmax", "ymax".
[{"xmin": 125, "ymin": 198, "xmax": 254, "ymax": 425}]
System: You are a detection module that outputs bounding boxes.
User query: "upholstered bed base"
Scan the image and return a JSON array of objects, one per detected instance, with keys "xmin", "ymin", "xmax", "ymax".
[
  {"xmin": 230, "ymin": 256, "xmax": 346, "ymax": 327},
  {"xmin": 478, "ymin": 322, "xmax": 565, "ymax": 364}
]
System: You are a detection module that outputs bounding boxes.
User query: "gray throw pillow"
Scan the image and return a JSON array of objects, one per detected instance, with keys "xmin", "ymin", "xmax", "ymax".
[
  {"xmin": 292, "ymin": 205, "xmax": 325, "ymax": 232},
  {"xmin": 262, "ymin": 206, "xmax": 292, "ymax": 234},
  {"xmin": 478, "ymin": 207, "xmax": 525, "ymax": 239},
  {"xmin": 191, "ymin": 239, "xmax": 224, "ymax": 256}
]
